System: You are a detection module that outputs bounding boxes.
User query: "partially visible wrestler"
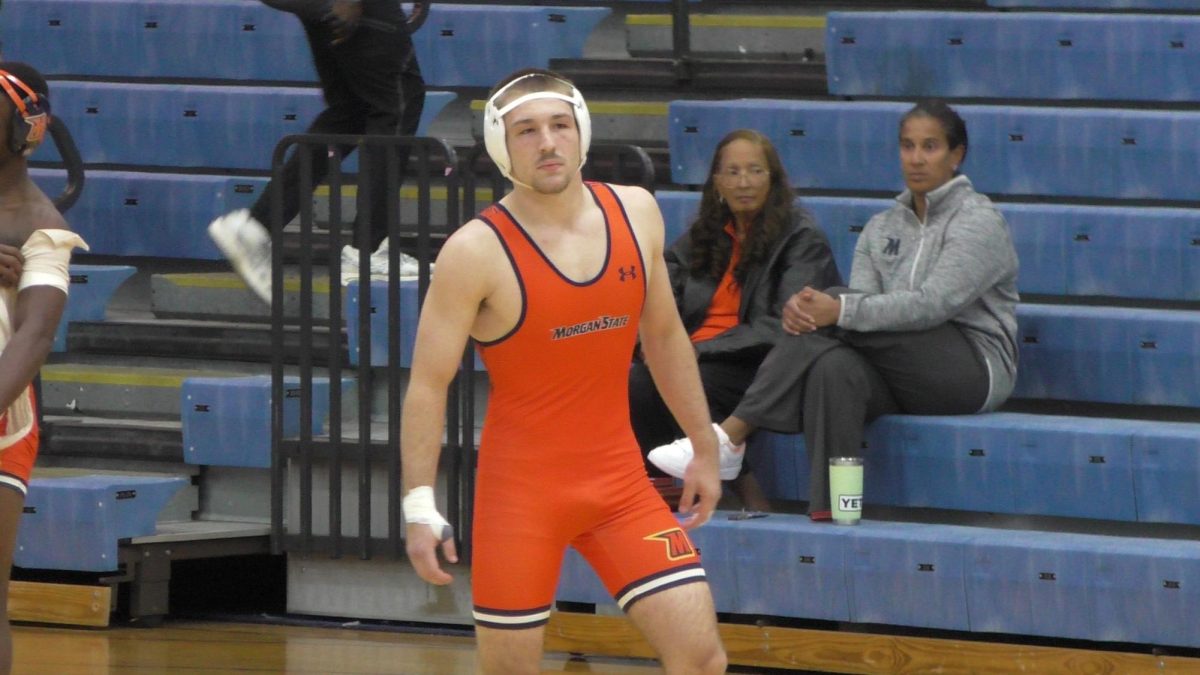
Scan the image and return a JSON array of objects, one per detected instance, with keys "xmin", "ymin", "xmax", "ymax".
[
  {"xmin": 400, "ymin": 68, "xmax": 727, "ymax": 674},
  {"xmin": 0, "ymin": 62, "xmax": 89, "ymax": 675}
]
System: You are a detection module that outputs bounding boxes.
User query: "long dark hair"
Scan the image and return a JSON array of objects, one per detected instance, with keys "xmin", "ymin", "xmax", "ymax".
[
  {"xmin": 689, "ymin": 129, "xmax": 795, "ymax": 284},
  {"xmin": 899, "ymin": 99, "xmax": 969, "ymax": 167}
]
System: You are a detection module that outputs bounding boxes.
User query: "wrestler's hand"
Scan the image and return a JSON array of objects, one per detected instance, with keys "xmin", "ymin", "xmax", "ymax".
[
  {"xmin": 678, "ymin": 433, "xmax": 721, "ymax": 530},
  {"xmin": 0, "ymin": 244, "xmax": 24, "ymax": 287},
  {"xmin": 403, "ymin": 486, "xmax": 457, "ymax": 585},
  {"xmin": 405, "ymin": 522, "xmax": 457, "ymax": 586}
]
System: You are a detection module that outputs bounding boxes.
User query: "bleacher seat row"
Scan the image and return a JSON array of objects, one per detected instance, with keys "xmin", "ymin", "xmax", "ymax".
[
  {"xmin": 655, "ymin": 191, "xmax": 1200, "ymax": 301},
  {"xmin": 33, "ymin": 83, "xmax": 455, "ymax": 170},
  {"xmin": 669, "ymin": 100, "xmax": 1200, "ymax": 201},
  {"xmin": 826, "ymin": 12, "xmax": 1200, "ymax": 102},
  {"xmin": 749, "ymin": 413, "xmax": 1200, "ymax": 525},
  {"xmin": 558, "ymin": 515, "xmax": 1200, "ymax": 648},
  {"xmin": 1, "ymin": 1, "xmax": 610, "ymax": 87}
]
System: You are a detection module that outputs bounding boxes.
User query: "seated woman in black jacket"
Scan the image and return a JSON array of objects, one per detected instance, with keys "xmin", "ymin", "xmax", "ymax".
[{"xmin": 629, "ymin": 128, "xmax": 842, "ymax": 509}]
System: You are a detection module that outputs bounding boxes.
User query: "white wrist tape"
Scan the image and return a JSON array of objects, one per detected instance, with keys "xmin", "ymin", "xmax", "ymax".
[{"xmin": 402, "ymin": 486, "xmax": 453, "ymax": 542}]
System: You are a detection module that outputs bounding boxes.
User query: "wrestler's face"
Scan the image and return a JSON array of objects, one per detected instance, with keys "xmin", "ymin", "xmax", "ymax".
[{"xmin": 504, "ymin": 97, "xmax": 581, "ymax": 195}]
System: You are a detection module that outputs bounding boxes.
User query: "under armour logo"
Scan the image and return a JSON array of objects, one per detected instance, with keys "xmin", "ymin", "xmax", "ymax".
[
  {"xmin": 883, "ymin": 237, "xmax": 901, "ymax": 256},
  {"xmin": 618, "ymin": 265, "xmax": 638, "ymax": 281}
]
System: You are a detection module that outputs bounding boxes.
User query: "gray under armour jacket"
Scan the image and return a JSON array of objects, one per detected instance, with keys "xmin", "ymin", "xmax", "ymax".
[{"xmin": 838, "ymin": 175, "xmax": 1019, "ymax": 411}]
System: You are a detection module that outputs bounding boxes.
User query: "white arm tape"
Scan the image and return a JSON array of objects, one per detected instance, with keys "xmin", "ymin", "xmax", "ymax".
[
  {"xmin": 402, "ymin": 486, "xmax": 453, "ymax": 541},
  {"xmin": 19, "ymin": 229, "xmax": 89, "ymax": 293}
]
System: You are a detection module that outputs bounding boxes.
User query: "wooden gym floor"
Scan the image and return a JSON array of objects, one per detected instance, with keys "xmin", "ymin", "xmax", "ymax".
[{"xmin": 11, "ymin": 620, "xmax": 664, "ymax": 674}]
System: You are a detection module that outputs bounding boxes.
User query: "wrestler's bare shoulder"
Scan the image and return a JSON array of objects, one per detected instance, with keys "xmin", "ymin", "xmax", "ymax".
[
  {"xmin": 607, "ymin": 183, "xmax": 654, "ymax": 209},
  {"xmin": 0, "ymin": 192, "xmax": 68, "ymax": 246},
  {"xmin": 433, "ymin": 218, "xmax": 506, "ymax": 281}
]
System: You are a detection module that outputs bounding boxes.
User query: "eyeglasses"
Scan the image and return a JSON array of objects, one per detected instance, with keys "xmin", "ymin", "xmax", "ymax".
[{"xmin": 714, "ymin": 166, "xmax": 770, "ymax": 184}]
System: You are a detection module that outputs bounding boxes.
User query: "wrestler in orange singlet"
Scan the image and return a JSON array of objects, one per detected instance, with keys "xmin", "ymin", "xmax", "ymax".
[
  {"xmin": 400, "ymin": 69, "xmax": 727, "ymax": 674},
  {"xmin": 0, "ymin": 62, "xmax": 89, "ymax": 675}
]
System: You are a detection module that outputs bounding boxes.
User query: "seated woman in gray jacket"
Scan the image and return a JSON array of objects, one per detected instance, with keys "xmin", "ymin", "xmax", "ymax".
[
  {"xmin": 630, "ymin": 129, "xmax": 842, "ymax": 509},
  {"xmin": 649, "ymin": 101, "xmax": 1019, "ymax": 520}
]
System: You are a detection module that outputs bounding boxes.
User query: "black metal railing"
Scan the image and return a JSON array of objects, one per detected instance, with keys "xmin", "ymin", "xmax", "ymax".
[
  {"xmin": 268, "ymin": 133, "xmax": 459, "ymax": 561},
  {"xmin": 270, "ymin": 136, "xmax": 655, "ymax": 563}
]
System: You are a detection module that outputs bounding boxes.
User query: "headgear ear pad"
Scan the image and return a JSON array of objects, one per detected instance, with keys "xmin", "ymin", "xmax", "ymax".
[
  {"xmin": 0, "ymin": 70, "xmax": 49, "ymax": 157},
  {"xmin": 483, "ymin": 74, "xmax": 591, "ymax": 181}
]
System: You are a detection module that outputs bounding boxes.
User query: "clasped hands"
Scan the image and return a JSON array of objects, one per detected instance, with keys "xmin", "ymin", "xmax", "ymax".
[{"xmin": 781, "ymin": 286, "xmax": 839, "ymax": 335}]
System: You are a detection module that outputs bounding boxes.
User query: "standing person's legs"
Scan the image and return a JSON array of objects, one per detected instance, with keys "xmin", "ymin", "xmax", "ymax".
[
  {"xmin": 248, "ymin": 19, "xmax": 363, "ymax": 229},
  {"xmin": 337, "ymin": 0, "xmax": 426, "ymax": 250},
  {"xmin": 0, "ymin": 488, "xmax": 23, "ymax": 675},
  {"xmin": 474, "ymin": 626, "xmax": 545, "ymax": 675}
]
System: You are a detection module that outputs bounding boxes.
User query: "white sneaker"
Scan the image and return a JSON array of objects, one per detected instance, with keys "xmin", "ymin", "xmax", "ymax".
[
  {"xmin": 372, "ymin": 238, "xmax": 423, "ymax": 277},
  {"xmin": 340, "ymin": 237, "xmax": 425, "ymax": 285},
  {"xmin": 648, "ymin": 423, "xmax": 746, "ymax": 481},
  {"xmin": 208, "ymin": 209, "xmax": 272, "ymax": 303}
]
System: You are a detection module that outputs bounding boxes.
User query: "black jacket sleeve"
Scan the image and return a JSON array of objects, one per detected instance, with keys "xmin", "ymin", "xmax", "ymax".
[{"xmin": 690, "ymin": 209, "xmax": 843, "ymax": 361}]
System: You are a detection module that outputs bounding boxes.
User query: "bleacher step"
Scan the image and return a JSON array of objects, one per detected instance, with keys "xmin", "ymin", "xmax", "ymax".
[
  {"xmin": 42, "ymin": 415, "xmax": 183, "ymax": 462},
  {"xmin": 626, "ymin": 14, "xmax": 826, "ymax": 59},
  {"xmin": 552, "ymin": 57, "xmax": 828, "ymax": 96},
  {"xmin": 152, "ymin": 272, "xmax": 333, "ymax": 321},
  {"xmin": 132, "ymin": 519, "xmax": 271, "ymax": 545},
  {"xmin": 16, "ymin": 474, "xmax": 189, "ymax": 572},
  {"xmin": 39, "ymin": 362, "xmax": 261, "ymax": 419},
  {"xmin": 67, "ymin": 318, "xmax": 345, "ymax": 365}
]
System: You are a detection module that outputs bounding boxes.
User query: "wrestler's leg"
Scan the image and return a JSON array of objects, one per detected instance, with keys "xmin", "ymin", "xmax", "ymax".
[
  {"xmin": 626, "ymin": 580, "xmax": 726, "ymax": 675},
  {"xmin": 0, "ymin": 486, "xmax": 24, "ymax": 675},
  {"xmin": 474, "ymin": 625, "xmax": 545, "ymax": 675}
]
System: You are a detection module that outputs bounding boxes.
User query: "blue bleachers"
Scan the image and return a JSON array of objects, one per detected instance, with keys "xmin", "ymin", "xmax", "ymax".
[
  {"xmin": 826, "ymin": 12, "xmax": 1200, "ymax": 102},
  {"xmin": 32, "ymin": 169, "xmax": 265, "ymax": 260},
  {"xmin": 16, "ymin": 475, "xmax": 188, "ymax": 572},
  {"xmin": 54, "ymin": 264, "xmax": 137, "ymax": 351},
  {"xmin": 749, "ymin": 413, "xmax": 1200, "ymax": 525},
  {"xmin": 1133, "ymin": 424, "xmax": 1200, "ymax": 524},
  {"xmin": 2, "ymin": 1, "xmax": 609, "ymax": 88},
  {"xmin": 668, "ymin": 100, "xmax": 1200, "ymax": 201},
  {"xmin": 1015, "ymin": 304, "xmax": 1200, "ymax": 407},
  {"xmin": 559, "ymin": 515, "xmax": 1200, "ymax": 647},
  {"xmin": 1, "ymin": 0, "xmax": 314, "ymax": 80},
  {"xmin": 412, "ymin": 5, "xmax": 610, "ymax": 87},
  {"xmin": 34, "ymin": 82, "xmax": 455, "ymax": 170},
  {"xmin": 989, "ymin": 0, "xmax": 1200, "ymax": 7},
  {"xmin": 655, "ymin": 190, "xmax": 1200, "ymax": 301},
  {"xmin": 344, "ymin": 280, "xmax": 421, "ymax": 368},
  {"xmin": 181, "ymin": 375, "xmax": 349, "ymax": 469}
]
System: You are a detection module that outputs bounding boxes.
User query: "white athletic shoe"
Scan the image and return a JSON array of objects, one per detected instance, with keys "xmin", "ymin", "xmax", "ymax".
[
  {"xmin": 648, "ymin": 423, "xmax": 746, "ymax": 481},
  {"xmin": 208, "ymin": 209, "xmax": 272, "ymax": 304},
  {"xmin": 340, "ymin": 237, "xmax": 423, "ymax": 285}
]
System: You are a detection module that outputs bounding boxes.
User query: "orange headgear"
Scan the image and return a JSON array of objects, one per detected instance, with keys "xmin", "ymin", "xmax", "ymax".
[{"xmin": 0, "ymin": 69, "xmax": 49, "ymax": 157}]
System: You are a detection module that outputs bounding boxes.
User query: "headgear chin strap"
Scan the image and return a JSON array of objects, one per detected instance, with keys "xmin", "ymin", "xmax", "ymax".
[
  {"xmin": 0, "ymin": 69, "xmax": 49, "ymax": 158},
  {"xmin": 483, "ymin": 74, "xmax": 591, "ymax": 184}
]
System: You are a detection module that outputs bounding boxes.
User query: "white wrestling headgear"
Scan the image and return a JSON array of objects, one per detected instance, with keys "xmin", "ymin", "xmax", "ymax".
[{"xmin": 483, "ymin": 73, "xmax": 591, "ymax": 182}]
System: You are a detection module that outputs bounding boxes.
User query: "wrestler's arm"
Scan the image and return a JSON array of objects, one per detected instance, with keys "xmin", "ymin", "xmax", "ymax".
[
  {"xmin": 400, "ymin": 220, "xmax": 495, "ymax": 584},
  {"xmin": 0, "ymin": 211, "xmax": 71, "ymax": 413},
  {"xmin": 617, "ymin": 185, "xmax": 721, "ymax": 529}
]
